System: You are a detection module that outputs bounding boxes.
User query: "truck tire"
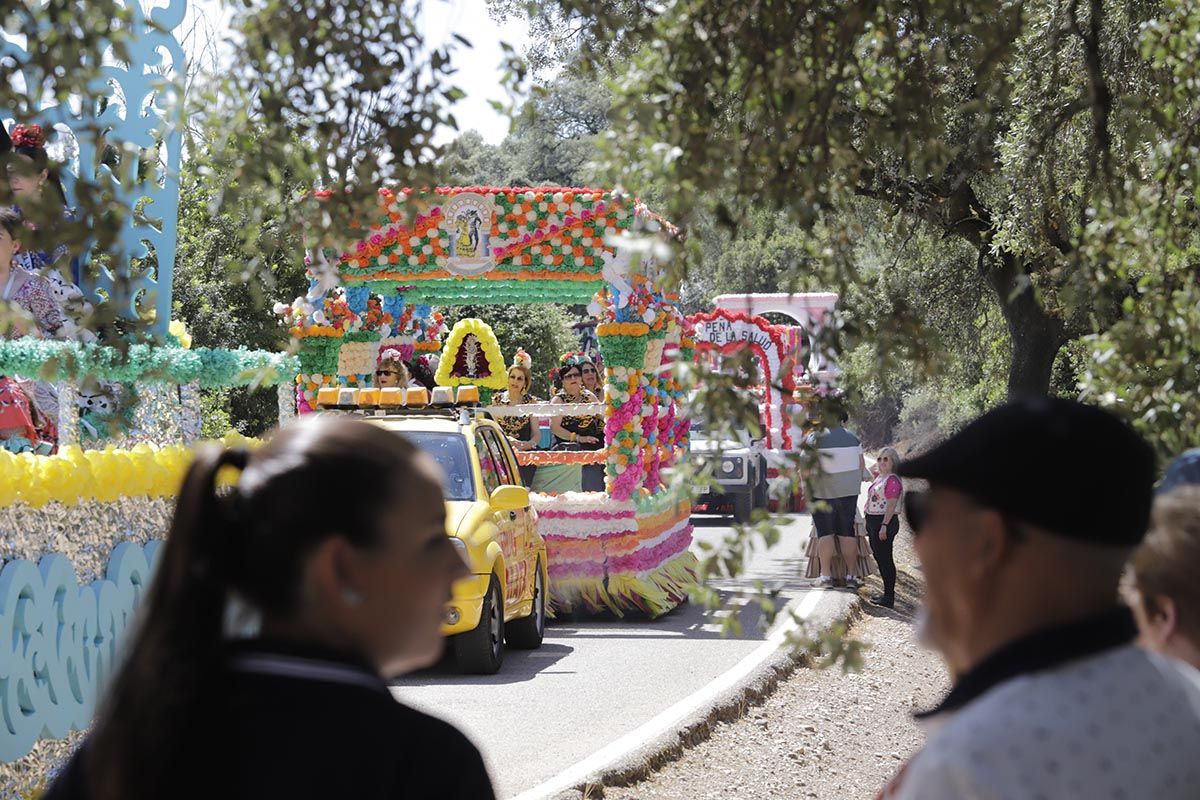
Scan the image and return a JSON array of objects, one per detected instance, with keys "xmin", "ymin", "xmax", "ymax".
[
  {"xmin": 455, "ymin": 574, "xmax": 504, "ymax": 674},
  {"xmin": 506, "ymin": 559, "xmax": 546, "ymax": 650}
]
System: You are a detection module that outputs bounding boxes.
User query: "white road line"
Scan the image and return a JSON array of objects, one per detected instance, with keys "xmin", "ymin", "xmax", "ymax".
[{"xmin": 509, "ymin": 588, "xmax": 829, "ymax": 800}]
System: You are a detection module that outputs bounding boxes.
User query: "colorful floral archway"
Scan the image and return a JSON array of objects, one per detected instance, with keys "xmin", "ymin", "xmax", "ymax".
[{"xmin": 688, "ymin": 308, "xmax": 806, "ymax": 449}]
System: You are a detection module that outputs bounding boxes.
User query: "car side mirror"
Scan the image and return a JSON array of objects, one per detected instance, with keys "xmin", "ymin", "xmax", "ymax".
[{"xmin": 490, "ymin": 484, "xmax": 530, "ymax": 511}]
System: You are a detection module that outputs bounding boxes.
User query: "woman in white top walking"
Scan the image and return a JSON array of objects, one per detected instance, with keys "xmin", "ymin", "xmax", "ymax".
[{"xmin": 865, "ymin": 447, "xmax": 903, "ymax": 607}]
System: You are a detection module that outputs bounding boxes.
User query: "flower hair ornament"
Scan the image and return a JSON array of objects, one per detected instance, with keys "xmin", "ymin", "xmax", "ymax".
[
  {"xmin": 377, "ymin": 345, "xmax": 406, "ymax": 369},
  {"xmin": 558, "ymin": 351, "xmax": 595, "ymax": 370},
  {"xmin": 550, "ymin": 351, "xmax": 595, "ymax": 386},
  {"xmin": 512, "ymin": 347, "xmax": 532, "ymax": 370},
  {"xmin": 10, "ymin": 124, "xmax": 46, "ymax": 150}
]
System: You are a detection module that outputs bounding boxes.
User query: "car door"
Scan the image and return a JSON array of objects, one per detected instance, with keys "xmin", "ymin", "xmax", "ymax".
[
  {"xmin": 474, "ymin": 427, "xmax": 519, "ymax": 589},
  {"xmin": 480, "ymin": 427, "xmax": 535, "ymax": 611}
]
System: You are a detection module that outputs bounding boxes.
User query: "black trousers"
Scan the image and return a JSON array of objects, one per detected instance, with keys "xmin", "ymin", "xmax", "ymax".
[
  {"xmin": 865, "ymin": 513, "xmax": 899, "ymax": 599},
  {"xmin": 519, "ymin": 464, "xmax": 537, "ymax": 488},
  {"xmin": 582, "ymin": 464, "xmax": 605, "ymax": 492}
]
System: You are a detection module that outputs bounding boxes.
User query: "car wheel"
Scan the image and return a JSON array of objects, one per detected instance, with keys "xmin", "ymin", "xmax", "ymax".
[
  {"xmin": 732, "ymin": 491, "xmax": 752, "ymax": 523},
  {"xmin": 455, "ymin": 574, "xmax": 505, "ymax": 674},
  {"xmin": 507, "ymin": 559, "xmax": 545, "ymax": 649}
]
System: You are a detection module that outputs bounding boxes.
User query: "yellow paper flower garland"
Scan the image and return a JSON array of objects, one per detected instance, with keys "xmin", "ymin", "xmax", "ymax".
[{"xmin": 0, "ymin": 432, "xmax": 262, "ymax": 507}]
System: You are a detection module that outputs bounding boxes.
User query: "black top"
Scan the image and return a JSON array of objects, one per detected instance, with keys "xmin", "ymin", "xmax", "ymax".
[
  {"xmin": 495, "ymin": 390, "xmax": 540, "ymax": 442},
  {"xmin": 42, "ymin": 638, "xmax": 496, "ymax": 800},
  {"xmin": 552, "ymin": 389, "xmax": 603, "ymax": 449},
  {"xmin": 917, "ymin": 606, "xmax": 1138, "ymax": 719}
]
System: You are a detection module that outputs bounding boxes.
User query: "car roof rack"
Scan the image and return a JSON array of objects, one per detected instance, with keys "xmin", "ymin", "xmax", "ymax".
[
  {"xmin": 316, "ymin": 405, "xmax": 496, "ymax": 423},
  {"xmin": 313, "ymin": 385, "xmax": 495, "ymax": 424}
]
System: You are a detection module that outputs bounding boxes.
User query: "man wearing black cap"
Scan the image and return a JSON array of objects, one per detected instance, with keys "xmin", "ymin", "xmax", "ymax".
[{"xmin": 879, "ymin": 397, "xmax": 1200, "ymax": 800}]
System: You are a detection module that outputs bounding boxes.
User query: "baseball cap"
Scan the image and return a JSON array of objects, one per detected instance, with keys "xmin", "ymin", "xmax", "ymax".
[
  {"xmin": 1158, "ymin": 448, "xmax": 1200, "ymax": 495},
  {"xmin": 897, "ymin": 396, "xmax": 1156, "ymax": 546}
]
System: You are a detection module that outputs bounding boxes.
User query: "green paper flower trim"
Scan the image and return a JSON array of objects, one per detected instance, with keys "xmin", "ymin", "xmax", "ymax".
[
  {"xmin": 342, "ymin": 331, "xmax": 381, "ymax": 343},
  {"xmin": 597, "ymin": 334, "xmax": 648, "ymax": 369},
  {"xmin": 0, "ymin": 339, "xmax": 299, "ymax": 388}
]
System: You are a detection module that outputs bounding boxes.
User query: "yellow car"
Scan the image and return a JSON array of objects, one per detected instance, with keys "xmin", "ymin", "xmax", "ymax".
[{"xmin": 367, "ymin": 409, "xmax": 548, "ymax": 674}]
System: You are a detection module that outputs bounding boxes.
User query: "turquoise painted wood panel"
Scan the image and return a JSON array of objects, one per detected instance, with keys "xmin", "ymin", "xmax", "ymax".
[{"xmin": 0, "ymin": 541, "xmax": 161, "ymax": 762}]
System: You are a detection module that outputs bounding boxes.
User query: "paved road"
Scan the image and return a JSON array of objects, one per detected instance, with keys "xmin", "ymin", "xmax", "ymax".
[{"xmin": 390, "ymin": 512, "xmax": 823, "ymax": 798}]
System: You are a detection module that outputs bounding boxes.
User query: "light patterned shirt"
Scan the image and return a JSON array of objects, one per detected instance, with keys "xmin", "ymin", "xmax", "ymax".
[{"xmin": 881, "ymin": 610, "xmax": 1200, "ymax": 800}]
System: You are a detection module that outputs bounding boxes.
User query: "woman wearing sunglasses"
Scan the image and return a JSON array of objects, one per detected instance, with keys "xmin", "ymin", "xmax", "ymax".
[
  {"xmin": 550, "ymin": 354, "xmax": 605, "ymax": 491},
  {"xmin": 580, "ymin": 358, "xmax": 602, "ymax": 394},
  {"xmin": 374, "ymin": 348, "xmax": 414, "ymax": 389},
  {"xmin": 864, "ymin": 447, "xmax": 903, "ymax": 608}
]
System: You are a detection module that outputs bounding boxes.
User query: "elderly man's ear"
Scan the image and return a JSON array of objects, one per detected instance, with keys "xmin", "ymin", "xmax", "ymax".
[
  {"xmin": 1138, "ymin": 595, "xmax": 1178, "ymax": 646},
  {"xmin": 961, "ymin": 509, "xmax": 1017, "ymax": 579}
]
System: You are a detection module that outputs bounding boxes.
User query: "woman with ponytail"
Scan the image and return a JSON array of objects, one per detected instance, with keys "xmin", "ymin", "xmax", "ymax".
[{"xmin": 43, "ymin": 415, "xmax": 493, "ymax": 800}]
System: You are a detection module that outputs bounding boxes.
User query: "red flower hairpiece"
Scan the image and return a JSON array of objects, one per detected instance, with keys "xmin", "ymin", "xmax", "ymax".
[{"xmin": 11, "ymin": 124, "xmax": 45, "ymax": 150}]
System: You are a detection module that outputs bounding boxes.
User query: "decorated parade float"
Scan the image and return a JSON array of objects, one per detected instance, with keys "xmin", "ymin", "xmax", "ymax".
[
  {"xmin": 687, "ymin": 293, "xmax": 839, "ymax": 510},
  {"xmin": 282, "ymin": 186, "xmax": 698, "ymax": 617}
]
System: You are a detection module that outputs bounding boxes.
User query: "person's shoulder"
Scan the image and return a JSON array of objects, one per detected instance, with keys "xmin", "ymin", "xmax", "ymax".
[
  {"xmin": 951, "ymin": 644, "xmax": 1200, "ymax": 738},
  {"xmin": 1120, "ymin": 645, "xmax": 1200, "ymax": 699},
  {"xmin": 392, "ymin": 701, "xmax": 481, "ymax": 749},
  {"xmin": 892, "ymin": 740, "xmax": 998, "ymax": 800},
  {"xmin": 837, "ymin": 426, "xmax": 863, "ymax": 446},
  {"xmin": 581, "ymin": 389, "xmax": 599, "ymax": 402},
  {"xmin": 389, "ymin": 702, "xmax": 495, "ymax": 798},
  {"xmin": 18, "ymin": 268, "xmax": 52, "ymax": 293}
]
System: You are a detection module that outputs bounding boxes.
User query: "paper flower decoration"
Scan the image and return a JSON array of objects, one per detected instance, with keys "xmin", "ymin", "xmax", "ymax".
[
  {"xmin": 168, "ymin": 319, "xmax": 192, "ymax": 350},
  {"xmin": 434, "ymin": 318, "xmax": 507, "ymax": 389}
]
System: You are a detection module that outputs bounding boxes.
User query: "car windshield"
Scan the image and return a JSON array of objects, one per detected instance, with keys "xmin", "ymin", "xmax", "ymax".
[{"xmin": 401, "ymin": 431, "xmax": 475, "ymax": 501}]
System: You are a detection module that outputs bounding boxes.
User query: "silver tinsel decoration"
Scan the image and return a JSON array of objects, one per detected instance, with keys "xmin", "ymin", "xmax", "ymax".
[
  {"xmin": 277, "ymin": 381, "xmax": 297, "ymax": 425},
  {"xmin": 56, "ymin": 381, "xmax": 79, "ymax": 447},
  {"xmin": 93, "ymin": 382, "xmax": 175, "ymax": 449},
  {"xmin": 0, "ymin": 497, "xmax": 173, "ymax": 586},
  {"xmin": 178, "ymin": 382, "xmax": 202, "ymax": 443}
]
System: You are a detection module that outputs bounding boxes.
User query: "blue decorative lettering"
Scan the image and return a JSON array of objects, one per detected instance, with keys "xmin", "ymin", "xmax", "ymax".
[{"xmin": 0, "ymin": 541, "xmax": 161, "ymax": 762}]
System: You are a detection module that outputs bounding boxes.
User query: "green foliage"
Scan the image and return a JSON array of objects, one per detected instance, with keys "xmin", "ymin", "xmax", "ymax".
[
  {"xmin": 443, "ymin": 74, "xmax": 610, "ymax": 188},
  {"xmin": 443, "ymin": 304, "xmax": 577, "ymax": 398},
  {"xmin": 172, "ymin": 151, "xmax": 307, "ymax": 353},
  {"xmin": 183, "ymin": 0, "xmax": 477, "ymax": 298},
  {"xmin": 528, "ymin": 0, "xmax": 1200, "ymax": 461},
  {"xmin": 1080, "ymin": 278, "xmax": 1200, "ymax": 463},
  {"xmin": 199, "ymin": 387, "xmax": 233, "ymax": 439},
  {"xmin": 893, "ymin": 386, "xmax": 979, "ymax": 454},
  {"xmin": 172, "ymin": 135, "xmax": 308, "ymax": 433}
]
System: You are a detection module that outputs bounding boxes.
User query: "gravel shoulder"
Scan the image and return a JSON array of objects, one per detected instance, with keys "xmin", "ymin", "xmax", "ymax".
[{"xmin": 608, "ymin": 531, "xmax": 948, "ymax": 800}]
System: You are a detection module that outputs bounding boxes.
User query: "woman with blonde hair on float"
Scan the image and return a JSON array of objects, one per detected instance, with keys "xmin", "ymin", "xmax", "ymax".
[
  {"xmin": 374, "ymin": 346, "xmax": 411, "ymax": 389},
  {"xmin": 496, "ymin": 348, "xmax": 541, "ymax": 486}
]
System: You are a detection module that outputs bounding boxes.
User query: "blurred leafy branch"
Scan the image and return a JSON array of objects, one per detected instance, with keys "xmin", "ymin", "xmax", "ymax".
[{"xmin": 522, "ymin": 0, "xmax": 1200, "ymax": 462}]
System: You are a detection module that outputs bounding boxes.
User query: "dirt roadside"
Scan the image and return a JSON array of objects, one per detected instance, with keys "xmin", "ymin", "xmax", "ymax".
[{"xmin": 607, "ymin": 532, "xmax": 948, "ymax": 800}]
